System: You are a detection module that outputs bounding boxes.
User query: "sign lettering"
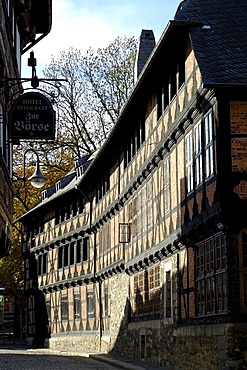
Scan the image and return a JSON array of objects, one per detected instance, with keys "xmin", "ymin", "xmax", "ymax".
[{"xmin": 10, "ymin": 92, "xmax": 55, "ymax": 140}]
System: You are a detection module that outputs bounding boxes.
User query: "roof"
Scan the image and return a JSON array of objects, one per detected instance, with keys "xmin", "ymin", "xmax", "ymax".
[
  {"xmin": 14, "ymin": 154, "xmax": 92, "ymax": 222},
  {"xmin": 174, "ymin": 0, "xmax": 247, "ymax": 84},
  {"xmin": 17, "ymin": 0, "xmax": 247, "ymax": 222}
]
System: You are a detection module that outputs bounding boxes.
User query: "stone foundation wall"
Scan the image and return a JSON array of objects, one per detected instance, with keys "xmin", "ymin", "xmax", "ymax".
[
  {"xmin": 160, "ymin": 323, "xmax": 247, "ymax": 370},
  {"xmin": 49, "ymin": 333, "xmax": 105, "ymax": 353},
  {"xmin": 46, "ymin": 323, "xmax": 247, "ymax": 369},
  {"xmin": 45, "ymin": 269, "xmax": 247, "ymax": 370},
  {"xmin": 111, "ymin": 322, "xmax": 247, "ymax": 369}
]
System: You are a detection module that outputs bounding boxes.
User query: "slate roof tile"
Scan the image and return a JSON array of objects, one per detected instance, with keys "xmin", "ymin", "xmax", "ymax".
[{"xmin": 175, "ymin": 0, "xmax": 247, "ymax": 84}]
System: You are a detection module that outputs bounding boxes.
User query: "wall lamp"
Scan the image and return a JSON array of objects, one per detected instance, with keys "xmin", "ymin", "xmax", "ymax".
[{"xmin": 13, "ymin": 148, "xmax": 47, "ymax": 189}]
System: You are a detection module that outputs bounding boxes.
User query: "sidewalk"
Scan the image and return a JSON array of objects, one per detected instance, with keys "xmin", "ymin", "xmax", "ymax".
[
  {"xmin": 0, "ymin": 343, "xmax": 168, "ymax": 370},
  {"xmin": 28, "ymin": 348, "xmax": 166, "ymax": 370},
  {"xmin": 89, "ymin": 353, "xmax": 169, "ymax": 370}
]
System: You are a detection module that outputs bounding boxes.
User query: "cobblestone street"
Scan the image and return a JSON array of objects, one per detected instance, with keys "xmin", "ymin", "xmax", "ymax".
[{"xmin": 0, "ymin": 348, "xmax": 118, "ymax": 370}]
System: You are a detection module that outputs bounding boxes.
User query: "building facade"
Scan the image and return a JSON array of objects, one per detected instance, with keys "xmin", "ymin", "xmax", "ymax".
[
  {"xmin": 18, "ymin": 1, "xmax": 247, "ymax": 369},
  {"xmin": 0, "ymin": 0, "xmax": 52, "ymax": 258}
]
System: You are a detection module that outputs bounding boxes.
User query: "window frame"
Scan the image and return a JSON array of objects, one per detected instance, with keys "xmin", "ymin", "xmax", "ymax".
[
  {"xmin": 74, "ymin": 292, "xmax": 81, "ymax": 320},
  {"xmin": 185, "ymin": 109, "xmax": 215, "ymax": 194},
  {"xmin": 195, "ymin": 233, "xmax": 227, "ymax": 316},
  {"xmin": 239, "ymin": 231, "xmax": 247, "ymax": 312},
  {"xmin": 131, "ymin": 266, "xmax": 161, "ymax": 322},
  {"xmin": 87, "ymin": 290, "xmax": 95, "ymax": 318},
  {"xmin": 61, "ymin": 294, "xmax": 68, "ymax": 321},
  {"xmin": 164, "ymin": 262, "xmax": 173, "ymax": 321}
]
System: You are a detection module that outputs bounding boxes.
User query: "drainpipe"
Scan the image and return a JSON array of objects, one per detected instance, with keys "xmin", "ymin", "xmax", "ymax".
[{"xmin": 98, "ymin": 280, "xmax": 103, "ymax": 350}]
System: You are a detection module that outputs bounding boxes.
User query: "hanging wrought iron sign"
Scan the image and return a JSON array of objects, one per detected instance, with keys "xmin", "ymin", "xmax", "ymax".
[{"xmin": 9, "ymin": 91, "xmax": 55, "ymax": 140}]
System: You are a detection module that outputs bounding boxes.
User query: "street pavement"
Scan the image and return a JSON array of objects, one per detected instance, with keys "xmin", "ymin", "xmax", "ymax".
[{"xmin": 0, "ymin": 344, "xmax": 166, "ymax": 370}]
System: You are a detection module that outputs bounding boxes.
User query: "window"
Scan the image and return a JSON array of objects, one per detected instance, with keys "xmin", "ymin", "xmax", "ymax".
[
  {"xmin": 128, "ymin": 181, "xmax": 153, "ymax": 239},
  {"xmin": 195, "ymin": 122, "xmax": 203, "ymax": 186},
  {"xmin": 147, "ymin": 180, "xmax": 153, "ymax": 229},
  {"xmin": 165, "ymin": 270, "xmax": 172, "ymax": 318},
  {"xmin": 124, "ymin": 119, "xmax": 145, "ymax": 168},
  {"xmin": 64, "ymin": 244, "xmax": 69, "ymax": 267},
  {"xmin": 169, "ymin": 69, "xmax": 176, "ymax": 102},
  {"xmin": 70, "ymin": 241, "xmax": 75, "ymax": 265},
  {"xmin": 61, "ymin": 295, "xmax": 68, "ymax": 321},
  {"xmin": 87, "ymin": 291, "xmax": 95, "ymax": 318},
  {"xmin": 119, "ymin": 223, "xmax": 130, "ymax": 243},
  {"xmin": 83, "ymin": 237, "xmax": 89, "ymax": 261},
  {"xmin": 99, "ymin": 224, "xmax": 111, "ymax": 257},
  {"xmin": 196, "ymin": 233, "xmax": 227, "ymax": 316},
  {"xmin": 168, "ymin": 61, "xmax": 185, "ymax": 103},
  {"xmin": 129, "ymin": 197, "xmax": 137, "ymax": 239},
  {"xmin": 185, "ymin": 110, "xmax": 214, "ymax": 194},
  {"xmin": 76, "ymin": 239, "xmax": 82, "ymax": 263},
  {"xmin": 131, "ymin": 266, "xmax": 160, "ymax": 321},
  {"xmin": 185, "ymin": 133, "xmax": 193, "ymax": 193},
  {"xmin": 239, "ymin": 232, "xmax": 247, "ymax": 312},
  {"xmin": 78, "ymin": 197, "xmax": 86, "ymax": 214},
  {"xmin": 164, "ymin": 262, "xmax": 173, "ymax": 320},
  {"xmin": 96, "ymin": 173, "xmax": 110, "ymax": 203},
  {"xmin": 164, "ymin": 158, "xmax": 170, "ymax": 214},
  {"xmin": 204, "ymin": 111, "xmax": 214, "ymax": 178},
  {"xmin": 74, "ymin": 292, "xmax": 81, "ymax": 319},
  {"xmin": 37, "ymin": 251, "xmax": 47, "ymax": 275},
  {"xmin": 141, "ymin": 186, "xmax": 147, "ymax": 234},
  {"xmin": 140, "ymin": 181, "xmax": 153, "ymax": 234},
  {"xmin": 58, "ymin": 246, "xmax": 63, "ymax": 269},
  {"xmin": 46, "ymin": 298, "xmax": 51, "ymax": 323},
  {"xmin": 104, "ymin": 285, "xmax": 109, "ymax": 318},
  {"xmin": 43, "ymin": 253, "xmax": 47, "ymax": 274},
  {"xmin": 38, "ymin": 255, "xmax": 42, "ymax": 275}
]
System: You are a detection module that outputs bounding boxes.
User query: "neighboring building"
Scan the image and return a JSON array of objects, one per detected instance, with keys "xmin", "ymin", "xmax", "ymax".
[
  {"xmin": 0, "ymin": 0, "xmax": 52, "ymax": 258},
  {"xmin": 17, "ymin": 1, "xmax": 247, "ymax": 369},
  {"xmin": 0, "ymin": 0, "xmax": 52, "ymax": 343}
]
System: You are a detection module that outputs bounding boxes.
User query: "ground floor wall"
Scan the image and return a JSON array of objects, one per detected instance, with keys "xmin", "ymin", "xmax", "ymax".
[
  {"xmin": 46, "ymin": 269, "xmax": 247, "ymax": 368},
  {"xmin": 28, "ymin": 232, "xmax": 247, "ymax": 369},
  {"xmin": 47, "ymin": 323, "xmax": 247, "ymax": 369}
]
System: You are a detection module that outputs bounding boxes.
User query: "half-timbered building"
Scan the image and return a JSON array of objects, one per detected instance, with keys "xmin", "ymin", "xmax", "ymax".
[{"xmin": 17, "ymin": 1, "xmax": 247, "ymax": 368}]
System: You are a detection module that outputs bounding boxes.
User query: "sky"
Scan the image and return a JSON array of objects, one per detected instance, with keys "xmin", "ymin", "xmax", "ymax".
[{"xmin": 21, "ymin": 0, "xmax": 180, "ymax": 79}]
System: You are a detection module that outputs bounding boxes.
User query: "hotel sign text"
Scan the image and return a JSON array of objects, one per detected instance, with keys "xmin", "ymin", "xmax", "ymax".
[{"xmin": 10, "ymin": 92, "xmax": 55, "ymax": 140}]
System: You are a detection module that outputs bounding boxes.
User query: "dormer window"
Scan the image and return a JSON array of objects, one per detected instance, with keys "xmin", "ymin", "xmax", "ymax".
[
  {"xmin": 76, "ymin": 166, "xmax": 84, "ymax": 178},
  {"xmin": 55, "ymin": 181, "xmax": 61, "ymax": 192}
]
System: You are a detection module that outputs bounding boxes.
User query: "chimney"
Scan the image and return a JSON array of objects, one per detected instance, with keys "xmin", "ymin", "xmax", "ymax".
[{"xmin": 135, "ymin": 29, "xmax": 155, "ymax": 81}]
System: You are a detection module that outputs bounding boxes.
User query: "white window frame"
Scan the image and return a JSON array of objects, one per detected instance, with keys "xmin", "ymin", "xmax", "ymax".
[
  {"xmin": 195, "ymin": 121, "xmax": 203, "ymax": 187},
  {"xmin": 204, "ymin": 110, "xmax": 214, "ymax": 178},
  {"xmin": 164, "ymin": 158, "xmax": 170, "ymax": 214},
  {"xmin": 185, "ymin": 133, "xmax": 193, "ymax": 193},
  {"xmin": 164, "ymin": 261, "xmax": 173, "ymax": 322}
]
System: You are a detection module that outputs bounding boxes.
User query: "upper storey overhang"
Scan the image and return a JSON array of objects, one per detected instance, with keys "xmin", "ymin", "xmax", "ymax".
[{"xmin": 15, "ymin": 0, "xmax": 52, "ymax": 54}]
